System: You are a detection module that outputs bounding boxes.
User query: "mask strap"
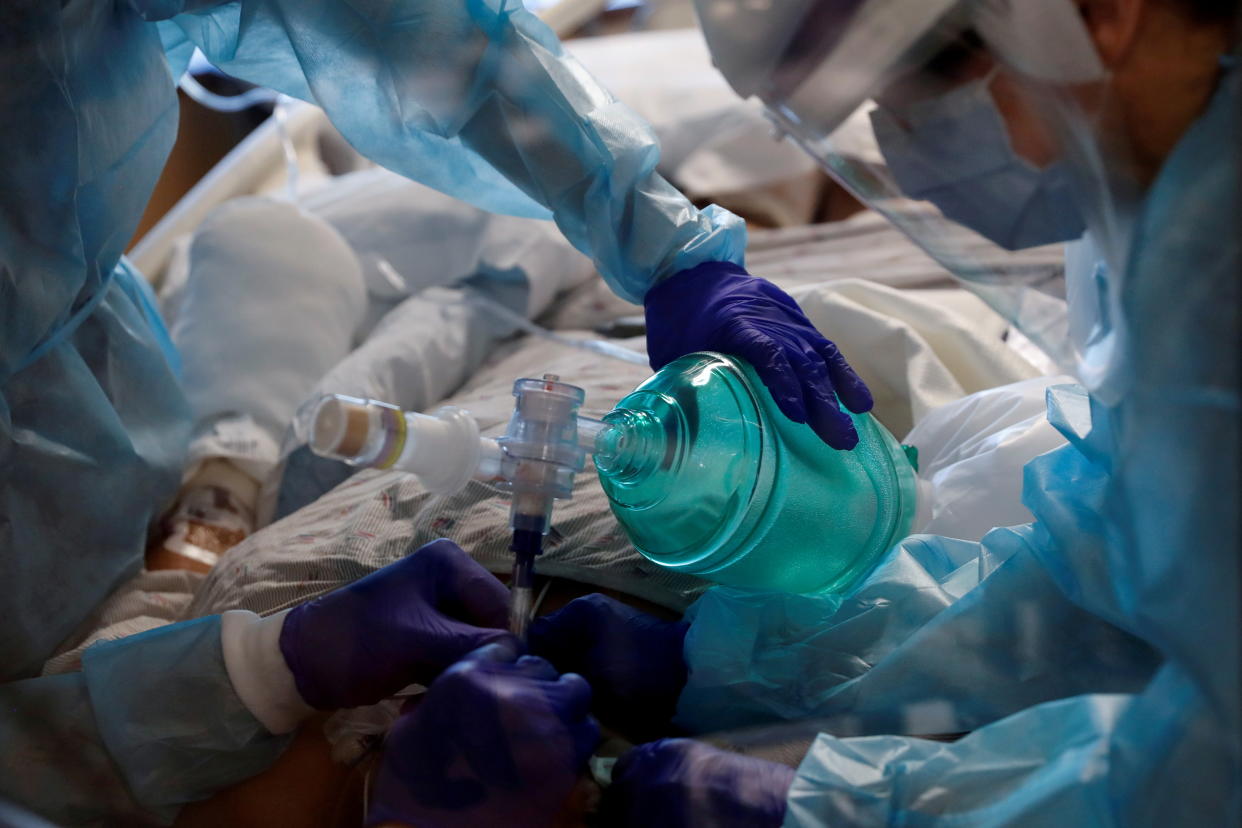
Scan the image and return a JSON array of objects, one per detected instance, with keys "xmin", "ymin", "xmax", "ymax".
[{"xmin": 16, "ymin": 266, "xmax": 118, "ymax": 375}]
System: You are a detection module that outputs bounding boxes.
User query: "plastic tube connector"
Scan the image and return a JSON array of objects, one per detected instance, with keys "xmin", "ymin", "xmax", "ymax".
[
  {"xmin": 304, "ymin": 394, "xmax": 500, "ymax": 494},
  {"xmin": 575, "ymin": 416, "xmax": 611, "ymax": 453},
  {"xmin": 496, "ymin": 376, "xmax": 591, "ymax": 533},
  {"xmin": 302, "ymin": 381, "xmax": 609, "ymax": 517}
]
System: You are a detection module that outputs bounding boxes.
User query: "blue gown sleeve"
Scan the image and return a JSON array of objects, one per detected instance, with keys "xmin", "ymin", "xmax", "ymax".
[
  {"xmin": 0, "ymin": 673, "xmax": 149, "ymax": 824},
  {"xmin": 143, "ymin": 0, "xmax": 746, "ymax": 304},
  {"xmin": 0, "ymin": 616, "xmax": 291, "ymax": 825},
  {"xmin": 683, "ymin": 369, "xmax": 1236, "ymax": 825},
  {"xmin": 784, "ymin": 662, "xmax": 1229, "ymax": 826},
  {"xmin": 676, "ymin": 520, "xmax": 1160, "ymax": 736},
  {"xmin": 678, "ymin": 437, "xmax": 1220, "ymax": 827}
]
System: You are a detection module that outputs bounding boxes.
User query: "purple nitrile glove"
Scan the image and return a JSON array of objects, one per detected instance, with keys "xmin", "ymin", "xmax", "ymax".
[
  {"xmin": 529, "ymin": 593, "xmax": 688, "ymax": 742},
  {"xmin": 644, "ymin": 261, "xmax": 873, "ymax": 449},
  {"xmin": 603, "ymin": 738, "xmax": 796, "ymax": 828},
  {"xmin": 279, "ymin": 538, "xmax": 516, "ymax": 710},
  {"xmin": 367, "ymin": 643, "xmax": 600, "ymax": 828}
]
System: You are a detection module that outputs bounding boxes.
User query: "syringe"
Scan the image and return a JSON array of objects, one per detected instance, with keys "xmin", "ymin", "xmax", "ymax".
[{"xmin": 508, "ymin": 528, "xmax": 543, "ymax": 640}]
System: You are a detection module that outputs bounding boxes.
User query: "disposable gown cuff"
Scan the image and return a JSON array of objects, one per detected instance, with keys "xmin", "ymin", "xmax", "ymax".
[
  {"xmin": 221, "ymin": 609, "xmax": 315, "ymax": 734},
  {"xmin": 82, "ymin": 616, "xmax": 293, "ymax": 819}
]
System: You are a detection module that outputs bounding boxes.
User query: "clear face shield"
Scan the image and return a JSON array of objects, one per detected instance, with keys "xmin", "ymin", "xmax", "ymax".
[{"xmin": 696, "ymin": 0, "xmax": 1138, "ymax": 381}]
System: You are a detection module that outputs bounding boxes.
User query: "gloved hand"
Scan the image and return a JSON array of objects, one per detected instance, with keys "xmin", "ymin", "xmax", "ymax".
[
  {"xmin": 644, "ymin": 261, "xmax": 873, "ymax": 449},
  {"xmin": 368, "ymin": 643, "xmax": 600, "ymax": 828},
  {"xmin": 529, "ymin": 593, "xmax": 688, "ymax": 742},
  {"xmin": 603, "ymin": 738, "xmax": 796, "ymax": 828},
  {"xmin": 279, "ymin": 538, "xmax": 515, "ymax": 709}
]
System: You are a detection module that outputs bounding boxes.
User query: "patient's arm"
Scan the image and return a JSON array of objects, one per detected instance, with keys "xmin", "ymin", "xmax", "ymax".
[{"xmin": 173, "ymin": 714, "xmax": 353, "ymax": 828}]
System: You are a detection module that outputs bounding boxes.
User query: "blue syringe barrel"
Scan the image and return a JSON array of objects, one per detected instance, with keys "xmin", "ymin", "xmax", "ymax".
[{"xmin": 508, "ymin": 528, "xmax": 544, "ymax": 640}]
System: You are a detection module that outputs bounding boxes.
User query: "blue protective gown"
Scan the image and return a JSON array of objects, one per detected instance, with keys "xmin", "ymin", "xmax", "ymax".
[
  {"xmin": 678, "ymin": 56, "xmax": 1240, "ymax": 826},
  {"xmin": 0, "ymin": 1, "xmax": 744, "ymax": 823}
]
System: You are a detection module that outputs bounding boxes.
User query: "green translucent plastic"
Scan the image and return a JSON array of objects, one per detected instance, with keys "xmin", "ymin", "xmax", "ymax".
[{"xmin": 594, "ymin": 353, "xmax": 918, "ymax": 594}]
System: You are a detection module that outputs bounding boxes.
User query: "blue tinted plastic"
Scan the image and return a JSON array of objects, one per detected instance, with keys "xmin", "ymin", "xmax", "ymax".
[
  {"xmin": 0, "ymin": 617, "xmax": 289, "ymax": 824},
  {"xmin": 148, "ymin": 0, "xmax": 746, "ymax": 303},
  {"xmin": 596, "ymin": 353, "xmax": 916, "ymax": 594}
]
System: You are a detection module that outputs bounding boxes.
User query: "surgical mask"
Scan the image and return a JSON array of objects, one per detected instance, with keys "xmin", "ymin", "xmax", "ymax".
[{"xmin": 869, "ymin": 71, "xmax": 1086, "ymax": 251}]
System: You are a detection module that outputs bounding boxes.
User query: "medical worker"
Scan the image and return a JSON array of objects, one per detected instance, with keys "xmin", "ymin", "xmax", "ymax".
[
  {"xmin": 380, "ymin": 0, "xmax": 1237, "ymax": 825},
  {"xmin": 1, "ymin": 0, "xmax": 868, "ymax": 824}
]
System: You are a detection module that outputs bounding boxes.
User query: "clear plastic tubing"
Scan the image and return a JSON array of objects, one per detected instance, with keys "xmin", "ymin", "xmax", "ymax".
[{"xmin": 306, "ymin": 394, "xmax": 503, "ymax": 493}]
